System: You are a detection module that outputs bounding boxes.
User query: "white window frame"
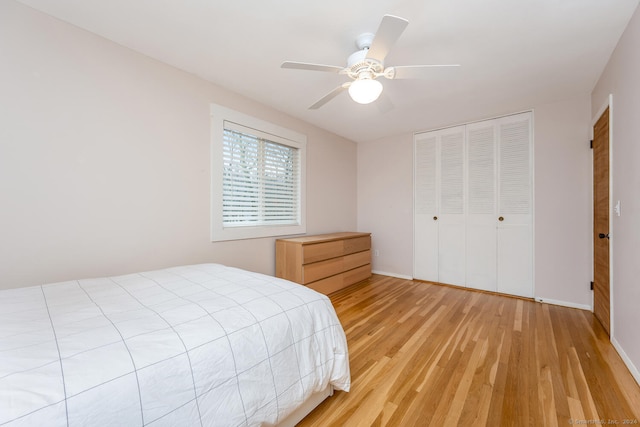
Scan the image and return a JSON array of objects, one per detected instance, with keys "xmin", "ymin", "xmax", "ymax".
[{"xmin": 210, "ymin": 103, "xmax": 306, "ymax": 241}]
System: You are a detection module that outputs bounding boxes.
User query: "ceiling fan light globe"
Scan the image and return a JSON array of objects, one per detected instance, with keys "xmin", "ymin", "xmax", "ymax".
[{"xmin": 348, "ymin": 78, "xmax": 383, "ymax": 104}]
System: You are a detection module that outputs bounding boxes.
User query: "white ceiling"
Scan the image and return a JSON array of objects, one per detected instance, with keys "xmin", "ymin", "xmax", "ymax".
[{"xmin": 16, "ymin": 0, "xmax": 639, "ymax": 143}]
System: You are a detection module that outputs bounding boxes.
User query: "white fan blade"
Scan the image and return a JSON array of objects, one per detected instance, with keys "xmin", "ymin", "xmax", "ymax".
[
  {"xmin": 309, "ymin": 83, "xmax": 350, "ymax": 110},
  {"xmin": 281, "ymin": 61, "xmax": 344, "ymax": 73},
  {"xmin": 366, "ymin": 15, "xmax": 409, "ymax": 62},
  {"xmin": 387, "ymin": 64, "xmax": 461, "ymax": 79}
]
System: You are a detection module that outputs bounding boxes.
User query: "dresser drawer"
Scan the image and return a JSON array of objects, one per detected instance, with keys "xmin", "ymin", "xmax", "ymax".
[
  {"xmin": 302, "ymin": 250, "xmax": 371, "ymax": 284},
  {"xmin": 307, "ymin": 264, "xmax": 371, "ymax": 295},
  {"xmin": 343, "ymin": 236, "xmax": 371, "ymax": 255},
  {"xmin": 302, "ymin": 240, "xmax": 344, "ymax": 264},
  {"xmin": 302, "ymin": 235, "xmax": 371, "ymax": 264}
]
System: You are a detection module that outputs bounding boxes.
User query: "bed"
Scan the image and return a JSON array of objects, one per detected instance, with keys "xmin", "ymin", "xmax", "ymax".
[{"xmin": 0, "ymin": 263, "xmax": 350, "ymax": 426}]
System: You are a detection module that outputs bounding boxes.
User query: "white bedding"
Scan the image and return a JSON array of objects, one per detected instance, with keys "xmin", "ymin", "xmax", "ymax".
[{"xmin": 0, "ymin": 263, "xmax": 350, "ymax": 426}]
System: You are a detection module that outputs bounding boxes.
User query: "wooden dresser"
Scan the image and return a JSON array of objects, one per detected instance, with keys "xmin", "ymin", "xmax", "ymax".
[{"xmin": 275, "ymin": 232, "xmax": 371, "ymax": 294}]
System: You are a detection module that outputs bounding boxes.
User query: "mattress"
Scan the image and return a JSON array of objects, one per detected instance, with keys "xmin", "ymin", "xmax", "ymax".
[{"xmin": 0, "ymin": 263, "xmax": 350, "ymax": 426}]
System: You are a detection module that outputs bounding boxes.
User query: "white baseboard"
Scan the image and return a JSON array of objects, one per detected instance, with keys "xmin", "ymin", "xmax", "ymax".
[
  {"xmin": 612, "ymin": 337, "xmax": 640, "ymax": 386},
  {"xmin": 534, "ymin": 297, "xmax": 591, "ymax": 311},
  {"xmin": 371, "ymin": 270, "xmax": 413, "ymax": 280}
]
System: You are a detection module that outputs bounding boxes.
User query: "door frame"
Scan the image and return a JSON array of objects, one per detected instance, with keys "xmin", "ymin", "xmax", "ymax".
[{"xmin": 591, "ymin": 94, "xmax": 614, "ymax": 337}]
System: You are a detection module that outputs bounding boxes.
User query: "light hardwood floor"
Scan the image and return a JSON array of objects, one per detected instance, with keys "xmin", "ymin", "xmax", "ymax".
[{"xmin": 298, "ymin": 274, "xmax": 640, "ymax": 427}]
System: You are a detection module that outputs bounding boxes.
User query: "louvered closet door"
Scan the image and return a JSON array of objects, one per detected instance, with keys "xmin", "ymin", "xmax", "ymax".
[
  {"xmin": 496, "ymin": 113, "xmax": 533, "ymax": 297},
  {"xmin": 437, "ymin": 127, "xmax": 466, "ymax": 285},
  {"xmin": 414, "ymin": 133, "xmax": 439, "ymax": 281},
  {"xmin": 466, "ymin": 122, "xmax": 498, "ymax": 291},
  {"xmin": 414, "ymin": 126, "xmax": 466, "ymax": 284}
]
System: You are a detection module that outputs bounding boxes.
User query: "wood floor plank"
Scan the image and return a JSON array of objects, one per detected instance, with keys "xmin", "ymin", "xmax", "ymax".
[{"xmin": 297, "ymin": 275, "xmax": 640, "ymax": 426}]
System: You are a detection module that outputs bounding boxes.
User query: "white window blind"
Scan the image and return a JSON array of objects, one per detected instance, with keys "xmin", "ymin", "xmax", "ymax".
[
  {"xmin": 222, "ymin": 122, "xmax": 300, "ymax": 227},
  {"xmin": 210, "ymin": 103, "xmax": 306, "ymax": 242}
]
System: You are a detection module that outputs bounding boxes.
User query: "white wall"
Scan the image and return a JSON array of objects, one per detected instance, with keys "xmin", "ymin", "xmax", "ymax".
[
  {"xmin": 591, "ymin": 4, "xmax": 640, "ymax": 383},
  {"xmin": 357, "ymin": 133, "xmax": 414, "ymax": 278},
  {"xmin": 357, "ymin": 96, "xmax": 593, "ymax": 309},
  {"xmin": 533, "ymin": 96, "xmax": 593, "ymax": 309},
  {"xmin": 0, "ymin": 1, "xmax": 357, "ymax": 290}
]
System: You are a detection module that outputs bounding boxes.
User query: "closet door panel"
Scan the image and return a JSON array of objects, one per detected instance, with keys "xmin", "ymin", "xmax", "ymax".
[
  {"xmin": 414, "ymin": 134, "xmax": 439, "ymax": 281},
  {"xmin": 498, "ymin": 116, "xmax": 532, "ymax": 220},
  {"xmin": 439, "ymin": 223, "xmax": 466, "ymax": 285},
  {"xmin": 497, "ymin": 113, "xmax": 533, "ymax": 297},
  {"xmin": 497, "ymin": 225, "xmax": 532, "ymax": 297},
  {"xmin": 466, "ymin": 123, "xmax": 497, "ymax": 291},
  {"xmin": 438, "ymin": 128, "xmax": 465, "ymax": 285},
  {"xmin": 466, "ymin": 223, "xmax": 496, "ymax": 290},
  {"xmin": 414, "ymin": 218, "xmax": 438, "ymax": 281}
]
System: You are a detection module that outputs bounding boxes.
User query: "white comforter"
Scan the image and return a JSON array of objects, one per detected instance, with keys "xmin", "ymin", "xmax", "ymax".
[{"xmin": 0, "ymin": 264, "xmax": 350, "ymax": 426}]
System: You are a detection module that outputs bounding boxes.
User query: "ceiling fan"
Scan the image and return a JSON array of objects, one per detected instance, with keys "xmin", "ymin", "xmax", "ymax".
[{"xmin": 281, "ymin": 14, "xmax": 460, "ymax": 110}]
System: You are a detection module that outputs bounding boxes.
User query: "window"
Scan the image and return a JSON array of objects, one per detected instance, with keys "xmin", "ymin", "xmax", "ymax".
[{"xmin": 210, "ymin": 104, "xmax": 306, "ymax": 241}]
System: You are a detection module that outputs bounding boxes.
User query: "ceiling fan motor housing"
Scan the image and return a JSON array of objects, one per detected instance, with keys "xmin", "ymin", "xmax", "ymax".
[{"xmin": 347, "ymin": 37, "xmax": 384, "ymax": 80}]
